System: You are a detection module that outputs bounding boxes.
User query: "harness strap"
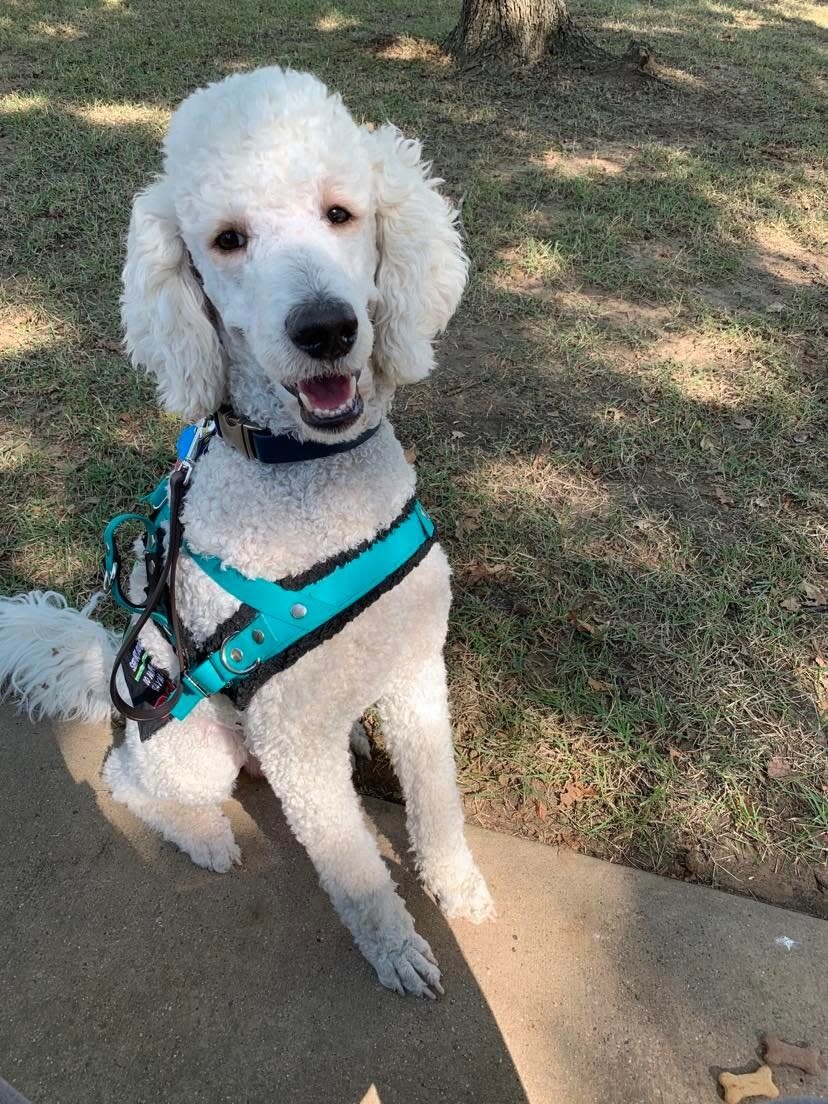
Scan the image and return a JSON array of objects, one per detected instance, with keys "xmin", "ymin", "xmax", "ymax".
[
  {"xmin": 170, "ymin": 499, "xmax": 435, "ymax": 721},
  {"xmin": 103, "ymin": 416, "xmax": 437, "ymax": 734}
]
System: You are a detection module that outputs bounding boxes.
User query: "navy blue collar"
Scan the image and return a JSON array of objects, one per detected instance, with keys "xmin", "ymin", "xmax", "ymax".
[{"xmin": 214, "ymin": 406, "xmax": 381, "ymax": 463}]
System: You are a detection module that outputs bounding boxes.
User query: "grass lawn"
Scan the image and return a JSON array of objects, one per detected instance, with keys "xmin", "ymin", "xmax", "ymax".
[{"xmin": 1, "ymin": 0, "xmax": 826, "ymax": 911}]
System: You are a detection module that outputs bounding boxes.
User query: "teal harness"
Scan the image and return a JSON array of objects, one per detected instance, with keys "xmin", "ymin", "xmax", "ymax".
[{"xmin": 103, "ymin": 418, "xmax": 435, "ymax": 734}]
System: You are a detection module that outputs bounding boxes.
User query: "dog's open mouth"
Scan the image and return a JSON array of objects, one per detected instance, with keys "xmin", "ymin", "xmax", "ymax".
[{"xmin": 288, "ymin": 373, "xmax": 363, "ymax": 431}]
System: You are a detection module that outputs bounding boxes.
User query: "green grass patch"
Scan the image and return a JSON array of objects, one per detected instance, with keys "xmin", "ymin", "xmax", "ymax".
[{"xmin": 1, "ymin": 0, "xmax": 826, "ymax": 904}]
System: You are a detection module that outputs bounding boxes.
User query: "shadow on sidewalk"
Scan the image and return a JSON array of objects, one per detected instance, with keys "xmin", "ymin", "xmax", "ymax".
[{"xmin": 0, "ymin": 709, "xmax": 529, "ymax": 1104}]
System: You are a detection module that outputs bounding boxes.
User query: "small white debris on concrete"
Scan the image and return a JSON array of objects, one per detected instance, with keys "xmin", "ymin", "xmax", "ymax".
[{"xmin": 774, "ymin": 935, "xmax": 801, "ymax": 950}]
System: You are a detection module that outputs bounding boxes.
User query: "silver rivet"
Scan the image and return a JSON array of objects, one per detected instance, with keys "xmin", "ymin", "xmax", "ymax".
[
  {"xmin": 230, "ymin": 647, "xmax": 243, "ymax": 663},
  {"xmin": 252, "ymin": 629, "xmax": 265, "ymax": 645},
  {"xmin": 290, "ymin": 603, "xmax": 307, "ymax": 619}
]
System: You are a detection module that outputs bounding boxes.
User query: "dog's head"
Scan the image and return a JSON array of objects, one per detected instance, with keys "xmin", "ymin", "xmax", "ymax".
[{"xmin": 121, "ymin": 67, "xmax": 467, "ymax": 438}]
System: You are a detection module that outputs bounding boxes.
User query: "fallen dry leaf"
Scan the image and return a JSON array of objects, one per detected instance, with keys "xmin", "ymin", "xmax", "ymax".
[
  {"xmin": 451, "ymin": 430, "xmax": 466, "ymax": 440},
  {"xmin": 767, "ymin": 756, "xmax": 792, "ymax": 780},
  {"xmin": 535, "ymin": 800, "xmax": 548, "ymax": 820},
  {"xmin": 751, "ymin": 495, "xmax": 772, "ymax": 509},
  {"xmin": 707, "ymin": 486, "xmax": 735, "ymax": 506},
  {"xmin": 559, "ymin": 783, "xmax": 578, "ymax": 808},
  {"xmin": 566, "ymin": 608, "xmax": 607, "ymax": 637},
  {"xmin": 560, "ymin": 779, "xmax": 599, "ymax": 807},
  {"xmin": 456, "ymin": 508, "xmax": 483, "ymax": 538},
  {"xmin": 780, "ymin": 595, "xmax": 801, "ymax": 612},
  {"xmin": 567, "ymin": 613, "xmax": 597, "ymax": 636},
  {"xmin": 732, "ymin": 415, "xmax": 753, "ymax": 430},
  {"xmin": 801, "ymin": 578, "xmax": 828, "ymax": 605},
  {"xmin": 467, "ymin": 561, "xmax": 511, "ymax": 584},
  {"xmin": 587, "ymin": 676, "xmax": 613, "ymax": 692},
  {"xmin": 97, "ymin": 338, "xmax": 123, "ymax": 352},
  {"xmin": 403, "ymin": 446, "xmax": 417, "ymax": 464}
]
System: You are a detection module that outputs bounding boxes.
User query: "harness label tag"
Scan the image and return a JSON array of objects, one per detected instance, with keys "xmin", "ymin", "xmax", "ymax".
[{"xmin": 120, "ymin": 640, "xmax": 176, "ymax": 712}]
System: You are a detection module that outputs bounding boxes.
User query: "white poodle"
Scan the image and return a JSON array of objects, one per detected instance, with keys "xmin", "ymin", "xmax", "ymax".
[{"xmin": 0, "ymin": 67, "xmax": 494, "ymax": 995}]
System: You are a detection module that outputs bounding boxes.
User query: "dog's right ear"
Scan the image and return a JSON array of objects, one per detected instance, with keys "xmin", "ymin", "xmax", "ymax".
[{"xmin": 121, "ymin": 179, "xmax": 225, "ymax": 421}]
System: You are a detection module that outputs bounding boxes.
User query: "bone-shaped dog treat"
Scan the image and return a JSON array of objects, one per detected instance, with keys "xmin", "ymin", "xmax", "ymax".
[
  {"xmin": 762, "ymin": 1031, "xmax": 821, "ymax": 1075},
  {"xmin": 719, "ymin": 1064, "xmax": 779, "ymax": 1104}
]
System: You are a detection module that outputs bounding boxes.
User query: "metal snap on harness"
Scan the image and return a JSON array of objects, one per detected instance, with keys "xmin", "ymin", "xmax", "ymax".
[
  {"xmin": 290, "ymin": 603, "xmax": 307, "ymax": 619},
  {"xmin": 220, "ymin": 636, "xmax": 259, "ymax": 675}
]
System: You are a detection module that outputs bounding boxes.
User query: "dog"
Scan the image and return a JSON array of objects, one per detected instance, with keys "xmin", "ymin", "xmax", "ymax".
[{"xmin": 0, "ymin": 66, "xmax": 493, "ymax": 997}]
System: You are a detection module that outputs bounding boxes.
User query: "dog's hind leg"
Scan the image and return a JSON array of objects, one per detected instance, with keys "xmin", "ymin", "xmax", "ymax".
[
  {"xmin": 378, "ymin": 653, "xmax": 494, "ymax": 924},
  {"xmin": 103, "ymin": 704, "xmax": 246, "ymax": 873}
]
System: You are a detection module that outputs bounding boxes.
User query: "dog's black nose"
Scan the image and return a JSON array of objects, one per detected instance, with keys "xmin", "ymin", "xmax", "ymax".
[{"xmin": 286, "ymin": 300, "xmax": 358, "ymax": 360}]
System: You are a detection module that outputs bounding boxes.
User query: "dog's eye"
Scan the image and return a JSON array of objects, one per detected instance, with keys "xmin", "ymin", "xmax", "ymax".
[
  {"xmin": 214, "ymin": 229, "xmax": 247, "ymax": 251},
  {"xmin": 326, "ymin": 206, "xmax": 352, "ymax": 225}
]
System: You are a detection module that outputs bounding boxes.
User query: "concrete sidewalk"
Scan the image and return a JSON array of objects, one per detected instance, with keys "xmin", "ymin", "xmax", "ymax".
[{"xmin": 1, "ymin": 708, "xmax": 825, "ymax": 1104}]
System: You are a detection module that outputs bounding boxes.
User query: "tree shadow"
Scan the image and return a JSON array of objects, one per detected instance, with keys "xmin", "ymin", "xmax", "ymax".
[{"xmin": 0, "ymin": 708, "xmax": 530, "ymax": 1104}]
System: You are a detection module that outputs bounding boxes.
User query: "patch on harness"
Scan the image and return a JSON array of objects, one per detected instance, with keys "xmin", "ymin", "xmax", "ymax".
[{"xmin": 120, "ymin": 640, "xmax": 176, "ymax": 716}]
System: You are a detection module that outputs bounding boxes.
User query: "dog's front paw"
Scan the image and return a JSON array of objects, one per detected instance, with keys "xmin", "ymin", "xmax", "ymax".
[
  {"xmin": 428, "ymin": 858, "xmax": 495, "ymax": 924},
  {"xmin": 188, "ymin": 834, "xmax": 241, "ymax": 874},
  {"xmin": 348, "ymin": 890, "xmax": 443, "ymax": 997},
  {"xmin": 368, "ymin": 930, "xmax": 443, "ymax": 999},
  {"xmin": 177, "ymin": 810, "xmax": 242, "ymax": 873}
]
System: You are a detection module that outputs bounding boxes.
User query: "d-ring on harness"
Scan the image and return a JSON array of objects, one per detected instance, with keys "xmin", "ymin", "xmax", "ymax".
[{"xmin": 103, "ymin": 412, "xmax": 436, "ymax": 739}]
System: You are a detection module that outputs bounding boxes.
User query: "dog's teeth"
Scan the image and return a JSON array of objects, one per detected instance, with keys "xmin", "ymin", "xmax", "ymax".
[
  {"xmin": 297, "ymin": 377, "xmax": 358, "ymax": 419},
  {"xmin": 303, "ymin": 397, "xmax": 358, "ymax": 419}
]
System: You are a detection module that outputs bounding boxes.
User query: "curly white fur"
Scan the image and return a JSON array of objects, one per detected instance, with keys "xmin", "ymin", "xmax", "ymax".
[
  {"xmin": 1, "ymin": 67, "xmax": 492, "ymax": 996},
  {"xmin": 0, "ymin": 591, "xmax": 118, "ymax": 723}
]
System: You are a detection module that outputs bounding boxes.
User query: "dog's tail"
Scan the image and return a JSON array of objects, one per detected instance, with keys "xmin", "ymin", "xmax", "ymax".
[{"xmin": 0, "ymin": 591, "xmax": 119, "ymax": 724}]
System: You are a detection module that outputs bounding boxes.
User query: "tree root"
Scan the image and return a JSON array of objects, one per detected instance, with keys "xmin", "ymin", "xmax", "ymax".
[
  {"xmin": 560, "ymin": 22, "xmax": 668, "ymax": 85},
  {"xmin": 444, "ymin": 11, "xmax": 669, "ymax": 87}
]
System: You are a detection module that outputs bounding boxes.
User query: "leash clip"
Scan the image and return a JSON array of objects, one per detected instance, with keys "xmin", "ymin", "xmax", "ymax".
[
  {"xmin": 177, "ymin": 459, "xmax": 194, "ymax": 487},
  {"xmin": 174, "ymin": 417, "xmax": 217, "ymax": 482}
]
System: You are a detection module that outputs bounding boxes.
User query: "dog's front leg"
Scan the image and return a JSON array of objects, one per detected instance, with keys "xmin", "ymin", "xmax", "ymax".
[
  {"xmin": 244, "ymin": 696, "xmax": 442, "ymax": 997},
  {"xmin": 379, "ymin": 654, "xmax": 495, "ymax": 924}
]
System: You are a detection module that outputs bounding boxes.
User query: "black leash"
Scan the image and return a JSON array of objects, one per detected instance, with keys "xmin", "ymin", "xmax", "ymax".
[{"xmin": 109, "ymin": 466, "xmax": 190, "ymax": 723}]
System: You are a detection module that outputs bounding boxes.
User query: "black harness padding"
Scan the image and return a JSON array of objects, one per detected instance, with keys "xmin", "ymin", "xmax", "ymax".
[
  {"xmin": 277, "ymin": 495, "xmax": 420, "ymax": 591},
  {"xmin": 226, "ymin": 523, "xmax": 437, "ymax": 710}
]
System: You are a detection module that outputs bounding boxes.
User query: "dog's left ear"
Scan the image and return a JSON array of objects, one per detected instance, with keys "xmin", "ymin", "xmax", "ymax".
[{"xmin": 368, "ymin": 125, "xmax": 468, "ymax": 387}]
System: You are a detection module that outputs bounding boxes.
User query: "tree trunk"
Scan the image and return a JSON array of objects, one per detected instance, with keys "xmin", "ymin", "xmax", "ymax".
[{"xmin": 445, "ymin": 0, "xmax": 573, "ymax": 64}]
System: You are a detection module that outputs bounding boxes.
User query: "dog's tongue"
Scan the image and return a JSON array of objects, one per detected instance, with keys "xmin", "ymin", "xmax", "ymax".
[{"xmin": 298, "ymin": 374, "xmax": 354, "ymax": 411}]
